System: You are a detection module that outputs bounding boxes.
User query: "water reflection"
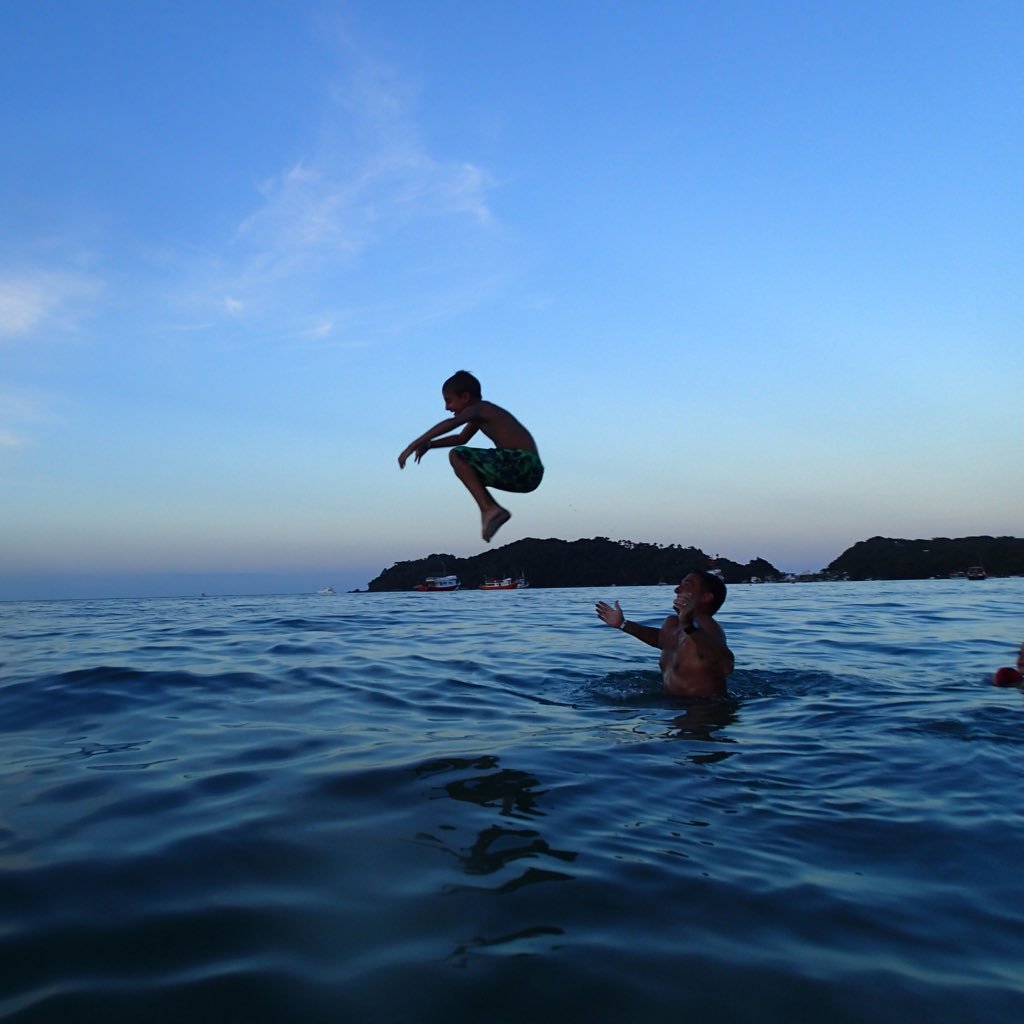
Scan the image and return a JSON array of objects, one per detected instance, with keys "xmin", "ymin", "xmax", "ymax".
[
  {"xmin": 663, "ymin": 699, "xmax": 739, "ymax": 764},
  {"xmin": 447, "ymin": 923, "xmax": 566, "ymax": 966},
  {"xmin": 414, "ymin": 755, "xmax": 576, "ymax": 883},
  {"xmin": 413, "ymin": 754, "xmax": 577, "ymax": 960},
  {"xmin": 442, "ymin": 823, "xmax": 576, "ymax": 891},
  {"xmin": 414, "ymin": 755, "xmax": 547, "ymax": 818}
]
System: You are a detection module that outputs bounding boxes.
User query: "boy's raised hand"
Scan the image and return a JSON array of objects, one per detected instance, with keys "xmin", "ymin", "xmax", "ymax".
[{"xmin": 398, "ymin": 441, "xmax": 431, "ymax": 468}]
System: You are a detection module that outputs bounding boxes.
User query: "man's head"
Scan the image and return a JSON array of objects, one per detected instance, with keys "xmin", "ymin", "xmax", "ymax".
[{"xmin": 690, "ymin": 569, "xmax": 727, "ymax": 614}]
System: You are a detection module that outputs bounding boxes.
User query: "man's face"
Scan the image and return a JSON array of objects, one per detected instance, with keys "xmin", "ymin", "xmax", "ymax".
[{"xmin": 673, "ymin": 574, "xmax": 704, "ymax": 615}]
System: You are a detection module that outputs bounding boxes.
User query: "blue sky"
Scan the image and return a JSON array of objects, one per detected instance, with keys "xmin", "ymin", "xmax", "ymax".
[{"xmin": 3, "ymin": 1, "xmax": 1022, "ymax": 598}]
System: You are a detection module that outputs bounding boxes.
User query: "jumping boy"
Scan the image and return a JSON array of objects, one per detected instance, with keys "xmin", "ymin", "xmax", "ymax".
[{"xmin": 398, "ymin": 370, "xmax": 543, "ymax": 543}]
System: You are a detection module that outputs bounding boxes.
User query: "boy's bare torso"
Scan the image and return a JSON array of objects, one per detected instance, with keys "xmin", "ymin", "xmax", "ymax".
[
  {"xmin": 658, "ymin": 617, "xmax": 731, "ymax": 698},
  {"xmin": 465, "ymin": 401, "xmax": 539, "ymax": 453}
]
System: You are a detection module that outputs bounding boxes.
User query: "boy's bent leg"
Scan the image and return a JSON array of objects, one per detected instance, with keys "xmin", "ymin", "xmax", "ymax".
[{"xmin": 449, "ymin": 450, "xmax": 510, "ymax": 542}]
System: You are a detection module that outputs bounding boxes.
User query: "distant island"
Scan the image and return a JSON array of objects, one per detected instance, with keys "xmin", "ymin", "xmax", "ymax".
[
  {"xmin": 368, "ymin": 537, "xmax": 781, "ymax": 591},
  {"xmin": 825, "ymin": 535, "xmax": 1024, "ymax": 580},
  {"xmin": 366, "ymin": 534, "xmax": 1024, "ymax": 591}
]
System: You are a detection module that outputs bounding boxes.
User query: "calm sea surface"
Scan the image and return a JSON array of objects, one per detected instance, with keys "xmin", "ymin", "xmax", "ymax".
[{"xmin": 1, "ymin": 579, "xmax": 1022, "ymax": 1023}]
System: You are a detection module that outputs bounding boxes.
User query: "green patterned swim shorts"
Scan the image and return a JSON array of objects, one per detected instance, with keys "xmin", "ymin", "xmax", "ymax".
[{"xmin": 452, "ymin": 447, "xmax": 544, "ymax": 493}]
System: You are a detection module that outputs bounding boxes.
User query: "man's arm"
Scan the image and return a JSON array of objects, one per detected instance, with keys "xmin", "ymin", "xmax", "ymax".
[{"xmin": 595, "ymin": 600, "xmax": 661, "ymax": 648}]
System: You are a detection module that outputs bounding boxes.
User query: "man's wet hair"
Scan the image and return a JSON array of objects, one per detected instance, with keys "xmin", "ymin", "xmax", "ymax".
[
  {"xmin": 443, "ymin": 370, "xmax": 482, "ymax": 399},
  {"xmin": 691, "ymin": 569, "xmax": 727, "ymax": 613}
]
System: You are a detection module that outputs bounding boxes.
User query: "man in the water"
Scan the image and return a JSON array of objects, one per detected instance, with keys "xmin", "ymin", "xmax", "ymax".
[
  {"xmin": 595, "ymin": 570, "xmax": 734, "ymax": 698},
  {"xmin": 992, "ymin": 641, "xmax": 1024, "ymax": 686}
]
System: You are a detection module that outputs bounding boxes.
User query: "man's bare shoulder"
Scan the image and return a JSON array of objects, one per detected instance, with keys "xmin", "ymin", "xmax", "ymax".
[{"xmin": 700, "ymin": 616, "xmax": 727, "ymax": 638}]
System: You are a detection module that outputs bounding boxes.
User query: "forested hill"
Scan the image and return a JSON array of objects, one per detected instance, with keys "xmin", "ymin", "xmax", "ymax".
[
  {"xmin": 366, "ymin": 537, "xmax": 782, "ymax": 591},
  {"xmin": 826, "ymin": 536, "xmax": 1024, "ymax": 580}
]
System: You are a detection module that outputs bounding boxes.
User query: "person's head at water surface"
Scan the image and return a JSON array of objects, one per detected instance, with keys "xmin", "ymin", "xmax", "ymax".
[
  {"xmin": 682, "ymin": 569, "xmax": 727, "ymax": 615},
  {"xmin": 993, "ymin": 642, "xmax": 1024, "ymax": 686},
  {"xmin": 442, "ymin": 370, "xmax": 482, "ymax": 413}
]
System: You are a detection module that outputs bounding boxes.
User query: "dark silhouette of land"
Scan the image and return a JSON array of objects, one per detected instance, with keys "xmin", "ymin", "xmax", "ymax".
[
  {"xmin": 366, "ymin": 534, "xmax": 1024, "ymax": 591},
  {"xmin": 368, "ymin": 537, "xmax": 780, "ymax": 591},
  {"xmin": 825, "ymin": 535, "xmax": 1024, "ymax": 580}
]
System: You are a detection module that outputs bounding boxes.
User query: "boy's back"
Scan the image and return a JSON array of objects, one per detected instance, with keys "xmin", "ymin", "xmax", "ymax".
[{"xmin": 461, "ymin": 400, "xmax": 538, "ymax": 454}]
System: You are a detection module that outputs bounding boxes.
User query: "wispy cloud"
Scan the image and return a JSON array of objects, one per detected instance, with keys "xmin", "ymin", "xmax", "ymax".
[
  {"xmin": 233, "ymin": 138, "xmax": 494, "ymax": 271},
  {"xmin": 193, "ymin": 50, "xmax": 502, "ymax": 341},
  {"xmin": 0, "ymin": 271, "xmax": 101, "ymax": 341},
  {"xmin": 297, "ymin": 317, "xmax": 337, "ymax": 341}
]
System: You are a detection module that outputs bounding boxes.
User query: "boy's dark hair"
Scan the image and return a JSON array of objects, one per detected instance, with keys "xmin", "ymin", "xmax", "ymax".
[
  {"xmin": 692, "ymin": 569, "xmax": 727, "ymax": 614},
  {"xmin": 443, "ymin": 370, "xmax": 482, "ymax": 399}
]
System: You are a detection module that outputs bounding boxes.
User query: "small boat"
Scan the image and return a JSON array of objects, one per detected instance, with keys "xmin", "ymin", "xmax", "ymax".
[
  {"xmin": 480, "ymin": 575, "xmax": 529, "ymax": 590},
  {"xmin": 316, "ymin": 586, "xmax": 336, "ymax": 595},
  {"xmin": 966, "ymin": 566, "xmax": 987, "ymax": 581},
  {"xmin": 413, "ymin": 575, "xmax": 461, "ymax": 592}
]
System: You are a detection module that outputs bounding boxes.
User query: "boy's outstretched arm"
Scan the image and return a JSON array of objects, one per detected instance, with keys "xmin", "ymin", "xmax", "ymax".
[{"xmin": 398, "ymin": 416, "xmax": 479, "ymax": 468}]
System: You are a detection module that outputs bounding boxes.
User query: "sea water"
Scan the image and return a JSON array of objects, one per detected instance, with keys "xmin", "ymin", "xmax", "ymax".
[{"xmin": 1, "ymin": 579, "xmax": 1022, "ymax": 1023}]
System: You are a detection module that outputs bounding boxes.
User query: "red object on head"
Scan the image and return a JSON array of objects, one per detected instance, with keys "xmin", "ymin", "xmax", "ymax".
[{"xmin": 993, "ymin": 667, "xmax": 1023, "ymax": 687}]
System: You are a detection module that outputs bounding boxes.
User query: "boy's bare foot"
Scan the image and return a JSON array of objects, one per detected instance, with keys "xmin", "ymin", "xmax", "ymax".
[{"xmin": 482, "ymin": 506, "xmax": 511, "ymax": 543}]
